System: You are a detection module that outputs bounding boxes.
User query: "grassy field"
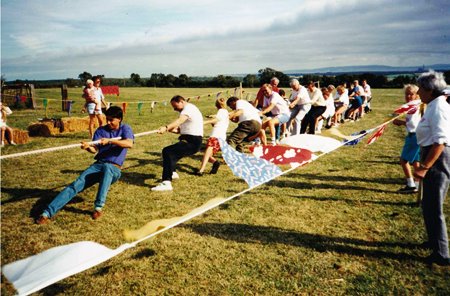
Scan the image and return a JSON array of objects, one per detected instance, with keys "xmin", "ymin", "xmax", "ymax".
[{"xmin": 1, "ymin": 87, "xmax": 449, "ymax": 295}]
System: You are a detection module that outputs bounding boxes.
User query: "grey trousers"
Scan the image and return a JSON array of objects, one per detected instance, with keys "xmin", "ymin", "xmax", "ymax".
[{"xmin": 421, "ymin": 145, "xmax": 450, "ymax": 259}]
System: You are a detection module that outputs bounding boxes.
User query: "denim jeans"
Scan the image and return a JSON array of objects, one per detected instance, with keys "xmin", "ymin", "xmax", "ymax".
[{"xmin": 43, "ymin": 162, "xmax": 121, "ymax": 217}]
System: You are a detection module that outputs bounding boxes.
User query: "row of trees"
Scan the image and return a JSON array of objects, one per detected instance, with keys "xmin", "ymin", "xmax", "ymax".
[
  {"xmin": 77, "ymin": 68, "xmax": 450, "ymax": 89},
  {"xmin": 5, "ymin": 68, "xmax": 450, "ymax": 89}
]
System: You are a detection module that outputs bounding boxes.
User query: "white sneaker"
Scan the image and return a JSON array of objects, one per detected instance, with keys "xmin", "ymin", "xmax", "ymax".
[
  {"xmin": 10, "ymin": 141, "xmax": 16, "ymax": 145},
  {"xmin": 151, "ymin": 181, "xmax": 173, "ymax": 191},
  {"xmin": 172, "ymin": 172, "xmax": 179, "ymax": 179}
]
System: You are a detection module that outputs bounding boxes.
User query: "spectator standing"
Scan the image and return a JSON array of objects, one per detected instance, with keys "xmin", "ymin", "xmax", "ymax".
[
  {"xmin": 393, "ymin": 84, "xmax": 422, "ymax": 194},
  {"xmin": 413, "ymin": 70, "xmax": 450, "ymax": 266}
]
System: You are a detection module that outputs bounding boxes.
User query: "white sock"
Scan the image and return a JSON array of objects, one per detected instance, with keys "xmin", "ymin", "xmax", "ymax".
[
  {"xmin": 406, "ymin": 178, "xmax": 415, "ymax": 187},
  {"xmin": 415, "ymin": 181, "xmax": 420, "ymax": 188}
]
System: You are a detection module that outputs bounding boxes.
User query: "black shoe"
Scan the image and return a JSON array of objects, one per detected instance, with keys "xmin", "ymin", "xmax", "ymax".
[
  {"xmin": 193, "ymin": 168, "xmax": 203, "ymax": 176},
  {"xmin": 425, "ymin": 253, "xmax": 450, "ymax": 266},
  {"xmin": 397, "ymin": 185, "xmax": 418, "ymax": 194},
  {"xmin": 210, "ymin": 161, "xmax": 221, "ymax": 174}
]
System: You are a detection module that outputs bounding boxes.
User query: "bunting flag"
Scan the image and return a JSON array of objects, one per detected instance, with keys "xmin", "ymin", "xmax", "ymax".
[
  {"xmin": 367, "ymin": 124, "xmax": 387, "ymax": 145},
  {"xmin": 249, "ymin": 145, "xmax": 313, "ymax": 168},
  {"xmin": 150, "ymin": 101, "xmax": 157, "ymax": 113},
  {"xmin": 394, "ymin": 99, "xmax": 421, "ymax": 114},
  {"xmin": 215, "ymin": 92, "xmax": 222, "ymax": 99},
  {"xmin": 218, "ymin": 139, "xmax": 282, "ymax": 188},
  {"xmin": 196, "ymin": 96, "xmax": 200, "ymax": 101},
  {"xmin": 344, "ymin": 129, "xmax": 375, "ymax": 146},
  {"xmin": 66, "ymin": 101, "xmax": 73, "ymax": 116},
  {"xmin": 137, "ymin": 102, "xmax": 143, "ymax": 115},
  {"xmin": 122, "ymin": 102, "xmax": 128, "ymax": 114},
  {"xmin": 43, "ymin": 98, "xmax": 48, "ymax": 118},
  {"xmin": 186, "ymin": 97, "xmax": 191, "ymax": 102}
]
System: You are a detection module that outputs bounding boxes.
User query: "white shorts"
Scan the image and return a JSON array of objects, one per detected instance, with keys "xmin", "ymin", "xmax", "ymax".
[{"xmin": 87, "ymin": 103, "xmax": 102, "ymax": 115}]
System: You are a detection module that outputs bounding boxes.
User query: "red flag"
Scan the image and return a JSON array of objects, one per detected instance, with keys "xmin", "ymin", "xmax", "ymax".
[
  {"xmin": 367, "ymin": 124, "xmax": 387, "ymax": 145},
  {"xmin": 394, "ymin": 99, "xmax": 420, "ymax": 114}
]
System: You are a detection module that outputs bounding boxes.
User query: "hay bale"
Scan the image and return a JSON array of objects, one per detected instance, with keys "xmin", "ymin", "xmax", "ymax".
[
  {"xmin": 2, "ymin": 128, "xmax": 29, "ymax": 145},
  {"xmin": 27, "ymin": 115, "xmax": 106, "ymax": 137},
  {"xmin": 62, "ymin": 116, "xmax": 90, "ymax": 133},
  {"xmin": 28, "ymin": 120, "xmax": 60, "ymax": 137}
]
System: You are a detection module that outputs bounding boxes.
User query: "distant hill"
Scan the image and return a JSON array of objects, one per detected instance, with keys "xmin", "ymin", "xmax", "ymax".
[{"xmin": 284, "ymin": 64, "xmax": 450, "ymax": 75}]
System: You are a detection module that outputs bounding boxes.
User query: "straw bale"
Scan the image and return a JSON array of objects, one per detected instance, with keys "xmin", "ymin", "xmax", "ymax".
[
  {"xmin": 27, "ymin": 115, "xmax": 106, "ymax": 137},
  {"xmin": 2, "ymin": 128, "xmax": 29, "ymax": 145}
]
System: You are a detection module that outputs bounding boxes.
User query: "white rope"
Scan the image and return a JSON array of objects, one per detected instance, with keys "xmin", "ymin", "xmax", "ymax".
[{"xmin": 0, "ymin": 130, "xmax": 158, "ymax": 160}]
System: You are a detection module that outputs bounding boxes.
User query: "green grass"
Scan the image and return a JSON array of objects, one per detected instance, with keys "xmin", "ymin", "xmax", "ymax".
[{"xmin": 1, "ymin": 87, "xmax": 449, "ymax": 295}]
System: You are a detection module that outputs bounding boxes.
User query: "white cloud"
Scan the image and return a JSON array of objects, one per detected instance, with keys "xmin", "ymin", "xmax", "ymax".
[{"xmin": 1, "ymin": 0, "xmax": 450, "ymax": 80}]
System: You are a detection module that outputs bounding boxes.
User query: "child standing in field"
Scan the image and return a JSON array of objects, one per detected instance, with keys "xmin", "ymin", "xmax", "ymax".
[
  {"xmin": 195, "ymin": 98, "xmax": 229, "ymax": 175},
  {"xmin": 393, "ymin": 84, "xmax": 422, "ymax": 194}
]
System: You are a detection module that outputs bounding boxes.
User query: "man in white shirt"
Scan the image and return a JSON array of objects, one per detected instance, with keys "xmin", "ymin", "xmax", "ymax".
[
  {"xmin": 287, "ymin": 79, "xmax": 311, "ymax": 135},
  {"xmin": 227, "ymin": 96, "xmax": 262, "ymax": 152},
  {"xmin": 152, "ymin": 95, "xmax": 203, "ymax": 191},
  {"xmin": 259, "ymin": 84, "xmax": 291, "ymax": 145}
]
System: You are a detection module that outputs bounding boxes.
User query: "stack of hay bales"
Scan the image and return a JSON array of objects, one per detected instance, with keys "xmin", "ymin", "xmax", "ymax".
[{"xmin": 28, "ymin": 115, "xmax": 105, "ymax": 137}]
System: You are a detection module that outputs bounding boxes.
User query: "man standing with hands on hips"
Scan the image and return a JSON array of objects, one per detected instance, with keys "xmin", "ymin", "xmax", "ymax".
[{"xmin": 152, "ymin": 95, "xmax": 203, "ymax": 191}]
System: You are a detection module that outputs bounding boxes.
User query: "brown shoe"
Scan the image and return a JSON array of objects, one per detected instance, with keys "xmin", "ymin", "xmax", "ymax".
[
  {"xmin": 36, "ymin": 215, "xmax": 50, "ymax": 225},
  {"xmin": 92, "ymin": 210, "xmax": 103, "ymax": 220}
]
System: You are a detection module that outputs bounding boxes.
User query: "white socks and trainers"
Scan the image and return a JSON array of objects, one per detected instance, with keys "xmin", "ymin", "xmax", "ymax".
[{"xmin": 151, "ymin": 180, "xmax": 173, "ymax": 191}]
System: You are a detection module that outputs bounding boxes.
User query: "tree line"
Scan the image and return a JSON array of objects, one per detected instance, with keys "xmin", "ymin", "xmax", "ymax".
[{"xmin": 5, "ymin": 68, "xmax": 450, "ymax": 89}]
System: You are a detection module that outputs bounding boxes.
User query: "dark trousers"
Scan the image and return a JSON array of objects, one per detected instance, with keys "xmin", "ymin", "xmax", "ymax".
[
  {"xmin": 162, "ymin": 135, "xmax": 202, "ymax": 181},
  {"xmin": 227, "ymin": 120, "xmax": 261, "ymax": 152},
  {"xmin": 300, "ymin": 105, "xmax": 326, "ymax": 134},
  {"xmin": 421, "ymin": 145, "xmax": 450, "ymax": 259}
]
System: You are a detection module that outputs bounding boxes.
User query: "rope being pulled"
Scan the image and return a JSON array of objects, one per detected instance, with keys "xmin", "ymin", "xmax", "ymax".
[{"xmin": 0, "ymin": 130, "xmax": 158, "ymax": 160}]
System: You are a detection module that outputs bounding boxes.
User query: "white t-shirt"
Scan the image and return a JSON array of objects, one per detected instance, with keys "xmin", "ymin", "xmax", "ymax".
[
  {"xmin": 336, "ymin": 91, "xmax": 350, "ymax": 105},
  {"xmin": 308, "ymin": 87, "xmax": 326, "ymax": 106},
  {"xmin": 363, "ymin": 84, "xmax": 372, "ymax": 97},
  {"xmin": 265, "ymin": 92, "xmax": 290, "ymax": 116},
  {"xmin": 289, "ymin": 86, "xmax": 311, "ymax": 105},
  {"xmin": 210, "ymin": 108, "xmax": 229, "ymax": 140},
  {"xmin": 405, "ymin": 100, "xmax": 421, "ymax": 133},
  {"xmin": 416, "ymin": 96, "xmax": 450, "ymax": 146},
  {"xmin": 322, "ymin": 96, "xmax": 336, "ymax": 118},
  {"xmin": 180, "ymin": 103, "xmax": 204, "ymax": 136},
  {"xmin": 236, "ymin": 100, "xmax": 262, "ymax": 124}
]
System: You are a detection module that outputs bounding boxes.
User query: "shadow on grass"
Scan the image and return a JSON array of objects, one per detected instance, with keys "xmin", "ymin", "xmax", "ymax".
[
  {"xmin": 285, "ymin": 173, "xmax": 403, "ymax": 186},
  {"xmin": 287, "ymin": 194, "xmax": 419, "ymax": 207},
  {"xmin": 187, "ymin": 222, "xmax": 421, "ymax": 262},
  {"xmin": 270, "ymin": 179, "xmax": 396, "ymax": 194}
]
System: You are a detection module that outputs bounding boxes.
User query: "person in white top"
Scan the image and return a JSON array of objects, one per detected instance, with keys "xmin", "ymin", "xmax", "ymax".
[
  {"xmin": 332, "ymin": 85, "xmax": 349, "ymax": 126},
  {"xmin": 300, "ymin": 81, "xmax": 326, "ymax": 134},
  {"xmin": 362, "ymin": 79, "xmax": 372, "ymax": 112},
  {"xmin": 393, "ymin": 84, "xmax": 422, "ymax": 193},
  {"xmin": 0, "ymin": 101, "xmax": 16, "ymax": 147},
  {"xmin": 227, "ymin": 96, "xmax": 262, "ymax": 152},
  {"xmin": 287, "ymin": 79, "xmax": 311, "ymax": 135},
  {"xmin": 316, "ymin": 87, "xmax": 336, "ymax": 133},
  {"xmin": 152, "ymin": 95, "xmax": 204, "ymax": 191},
  {"xmin": 259, "ymin": 84, "xmax": 291, "ymax": 145},
  {"xmin": 413, "ymin": 70, "xmax": 450, "ymax": 267},
  {"xmin": 195, "ymin": 98, "xmax": 229, "ymax": 175}
]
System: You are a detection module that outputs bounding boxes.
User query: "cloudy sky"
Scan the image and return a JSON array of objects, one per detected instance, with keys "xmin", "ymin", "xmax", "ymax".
[{"xmin": 1, "ymin": 0, "xmax": 450, "ymax": 80}]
